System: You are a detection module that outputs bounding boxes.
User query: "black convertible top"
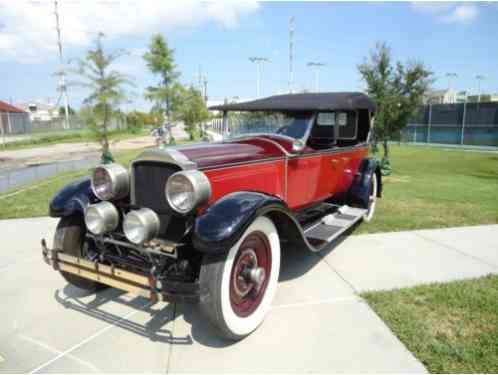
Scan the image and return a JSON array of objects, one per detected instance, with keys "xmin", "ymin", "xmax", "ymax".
[{"xmin": 210, "ymin": 92, "xmax": 376, "ymax": 112}]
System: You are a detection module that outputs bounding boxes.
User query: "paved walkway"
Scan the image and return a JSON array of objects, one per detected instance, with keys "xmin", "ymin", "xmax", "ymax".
[{"xmin": 0, "ymin": 217, "xmax": 497, "ymax": 373}]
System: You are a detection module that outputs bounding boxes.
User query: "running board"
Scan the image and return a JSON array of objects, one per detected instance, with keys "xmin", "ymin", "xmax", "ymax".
[{"xmin": 304, "ymin": 205, "xmax": 366, "ymax": 244}]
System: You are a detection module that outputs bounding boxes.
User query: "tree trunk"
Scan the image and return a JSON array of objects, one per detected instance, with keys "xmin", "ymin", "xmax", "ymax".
[
  {"xmin": 102, "ymin": 103, "xmax": 110, "ymax": 155},
  {"xmin": 382, "ymin": 138, "xmax": 389, "ymax": 161}
]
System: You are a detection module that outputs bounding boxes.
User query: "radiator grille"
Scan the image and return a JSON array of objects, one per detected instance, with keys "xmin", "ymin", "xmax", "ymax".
[{"xmin": 132, "ymin": 161, "xmax": 179, "ymax": 214}]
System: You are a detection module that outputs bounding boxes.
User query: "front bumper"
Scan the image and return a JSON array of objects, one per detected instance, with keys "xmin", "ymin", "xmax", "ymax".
[{"xmin": 41, "ymin": 239, "xmax": 199, "ymax": 303}]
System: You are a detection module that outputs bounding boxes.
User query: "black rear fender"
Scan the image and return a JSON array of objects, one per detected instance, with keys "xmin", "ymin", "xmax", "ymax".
[{"xmin": 348, "ymin": 158, "xmax": 382, "ymax": 208}]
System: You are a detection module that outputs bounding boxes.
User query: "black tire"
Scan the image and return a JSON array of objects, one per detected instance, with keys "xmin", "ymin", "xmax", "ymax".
[
  {"xmin": 199, "ymin": 216, "xmax": 280, "ymax": 341},
  {"xmin": 54, "ymin": 215, "xmax": 106, "ymax": 292}
]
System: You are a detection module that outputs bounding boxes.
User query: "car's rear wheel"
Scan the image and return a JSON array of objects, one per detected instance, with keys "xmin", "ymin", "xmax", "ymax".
[
  {"xmin": 363, "ymin": 173, "xmax": 377, "ymax": 222},
  {"xmin": 54, "ymin": 215, "xmax": 106, "ymax": 292},
  {"xmin": 199, "ymin": 216, "xmax": 281, "ymax": 340}
]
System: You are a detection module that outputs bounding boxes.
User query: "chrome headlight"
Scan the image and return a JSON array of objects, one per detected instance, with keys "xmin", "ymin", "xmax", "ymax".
[
  {"xmin": 165, "ymin": 170, "xmax": 211, "ymax": 214},
  {"xmin": 123, "ymin": 208, "xmax": 160, "ymax": 245},
  {"xmin": 85, "ymin": 201, "xmax": 119, "ymax": 235},
  {"xmin": 91, "ymin": 163, "xmax": 129, "ymax": 201}
]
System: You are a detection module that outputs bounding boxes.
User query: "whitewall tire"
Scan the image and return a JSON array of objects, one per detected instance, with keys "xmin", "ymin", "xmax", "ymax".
[
  {"xmin": 363, "ymin": 173, "xmax": 377, "ymax": 222},
  {"xmin": 199, "ymin": 216, "xmax": 281, "ymax": 340}
]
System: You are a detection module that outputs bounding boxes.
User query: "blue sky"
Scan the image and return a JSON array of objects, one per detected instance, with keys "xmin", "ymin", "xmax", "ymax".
[{"xmin": 1, "ymin": 1, "xmax": 497, "ymax": 110}]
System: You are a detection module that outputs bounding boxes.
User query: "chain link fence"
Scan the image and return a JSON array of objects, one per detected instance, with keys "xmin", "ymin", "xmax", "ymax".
[
  {"xmin": 0, "ymin": 113, "xmax": 128, "ymax": 147},
  {"xmin": 402, "ymin": 102, "xmax": 498, "ymax": 147}
]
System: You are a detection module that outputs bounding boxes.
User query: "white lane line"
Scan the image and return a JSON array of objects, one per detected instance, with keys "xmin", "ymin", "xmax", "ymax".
[
  {"xmin": 20, "ymin": 335, "xmax": 99, "ymax": 373},
  {"xmin": 271, "ymin": 296, "xmax": 361, "ymax": 310},
  {"xmin": 29, "ymin": 303, "xmax": 150, "ymax": 374}
]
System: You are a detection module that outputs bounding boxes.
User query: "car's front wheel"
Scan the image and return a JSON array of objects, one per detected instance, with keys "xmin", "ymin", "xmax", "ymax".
[
  {"xmin": 199, "ymin": 216, "xmax": 281, "ymax": 340},
  {"xmin": 54, "ymin": 215, "xmax": 106, "ymax": 292}
]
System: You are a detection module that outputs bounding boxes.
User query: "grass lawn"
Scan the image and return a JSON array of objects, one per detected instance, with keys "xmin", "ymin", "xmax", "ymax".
[
  {"xmin": 356, "ymin": 144, "xmax": 498, "ymax": 234},
  {"xmin": 0, "ymin": 144, "xmax": 497, "ymax": 227},
  {"xmin": 0, "ymin": 148, "xmax": 144, "ymax": 219},
  {"xmin": 363, "ymin": 275, "xmax": 498, "ymax": 373}
]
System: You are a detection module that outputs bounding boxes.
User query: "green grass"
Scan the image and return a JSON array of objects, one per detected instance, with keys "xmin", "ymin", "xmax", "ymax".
[
  {"xmin": 0, "ymin": 149, "xmax": 144, "ymax": 219},
  {"xmin": 356, "ymin": 145, "xmax": 498, "ymax": 234},
  {"xmin": 363, "ymin": 275, "xmax": 498, "ymax": 373},
  {"xmin": 1, "ymin": 144, "xmax": 497, "ymax": 227},
  {"xmin": 2, "ymin": 128, "xmax": 147, "ymax": 150}
]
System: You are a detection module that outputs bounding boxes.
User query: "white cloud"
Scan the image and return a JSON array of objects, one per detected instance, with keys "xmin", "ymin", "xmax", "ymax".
[
  {"xmin": 443, "ymin": 4, "xmax": 478, "ymax": 24},
  {"xmin": 0, "ymin": 0, "xmax": 259, "ymax": 63},
  {"xmin": 411, "ymin": 2, "xmax": 479, "ymax": 24}
]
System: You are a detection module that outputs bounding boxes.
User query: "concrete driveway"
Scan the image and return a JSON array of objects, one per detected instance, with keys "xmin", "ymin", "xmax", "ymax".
[{"xmin": 1, "ymin": 217, "xmax": 497, "ymax": 373}]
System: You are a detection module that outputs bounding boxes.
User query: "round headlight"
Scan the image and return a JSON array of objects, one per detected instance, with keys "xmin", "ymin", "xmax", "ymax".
[
  {"xmin": 85, "ymin": 201, "xmax": 119, "ymax": 235},
  {"xmin": 165, "ymin": 170, "xmax": 211, "ymax": 214},
  {"xmin": 91, "ymin": 163, "xmax": 129, "ymax": 201},
  {"xmin": 123, "ymin": 208, "xmax": 160, "ymax": 245}
]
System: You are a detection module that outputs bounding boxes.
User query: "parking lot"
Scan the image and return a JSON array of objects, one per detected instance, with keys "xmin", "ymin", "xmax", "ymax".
[{"xmin": 2, "ymin": 217, "xmax": 497, "ymax": 373}]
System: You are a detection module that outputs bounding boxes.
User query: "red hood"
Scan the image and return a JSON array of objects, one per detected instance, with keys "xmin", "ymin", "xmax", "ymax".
[{"xmin": 177, "ymin": 137, "xmax": 291, "ymax": 169}]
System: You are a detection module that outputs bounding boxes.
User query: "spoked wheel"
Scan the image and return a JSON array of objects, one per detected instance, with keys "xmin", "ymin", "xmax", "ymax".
[
  {"xmin": 199, "ymin": 216, "xmax": 281, "ymax": 341},
  {"xmin": 363, "ymin": 172, "xmax": 378, "ymax": 222}
]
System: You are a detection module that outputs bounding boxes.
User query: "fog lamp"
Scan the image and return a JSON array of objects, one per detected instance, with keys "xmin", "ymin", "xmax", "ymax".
[
  {"xmin": 85, "ymin": 201, "xmax": 119, "ymax": 235},
  {"xmin": 123, "ymin": 208, "xmax": 160, "ymax": 245}
]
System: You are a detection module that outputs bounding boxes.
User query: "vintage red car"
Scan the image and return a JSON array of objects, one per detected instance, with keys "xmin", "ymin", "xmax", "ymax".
[{"xmin": 42, "ymin": 92, "xmax": 381, "ymax": 340}]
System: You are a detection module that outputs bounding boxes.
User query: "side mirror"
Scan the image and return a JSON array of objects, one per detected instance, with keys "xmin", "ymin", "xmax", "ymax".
[{"xmin": 292, "ymin": 139, "xmax": 305, "ymax": 153}]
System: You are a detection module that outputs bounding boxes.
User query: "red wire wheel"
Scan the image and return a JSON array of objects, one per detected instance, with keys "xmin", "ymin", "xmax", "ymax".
[{"xmin": 229, "ymin": 231, "xmax": 272, "ymax": 318}]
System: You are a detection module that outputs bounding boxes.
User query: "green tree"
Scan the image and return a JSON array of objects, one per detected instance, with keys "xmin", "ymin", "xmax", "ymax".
[
  {"xmin": 73, "ymin": 32, "xmax": 133, "ymax": 162},
  {"xmin": 358, "ymin": 43, "xmax": 433, "ymax": 170},
  {"xmin": 143, "ymin": 34, "xmax": 183, "ymax": 144},
  {"xmin": 58, "ymin": 105, "xmax": 75, "ymax": 116},
  {"xmin": 176, "ymin": 86, "xmax": 210, "ymax": 141}
]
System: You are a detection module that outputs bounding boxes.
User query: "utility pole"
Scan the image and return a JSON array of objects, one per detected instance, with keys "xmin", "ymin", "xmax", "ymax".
[
  {"xmin": 203, "ymin": 76, "xmax": 208, "ymax": 103},
  {"xmin": 307, "ymin": 62, "xmax": 325, "ymax": 92},
  {"xmin": 475, "ymin": 74, "xmax": 485, "ymax": 103},
  {"xmin": 446, "ymin": 72, "xmax": 458, "ymax": 103},
  {"xmin": 54, "ymin": 0, "xmax": 70, "ymax": 130},
  {"xmin": 289, "ymin": 16, "xmax": 295, "ymax": 94},
  {"xmin": 249, "ymin": 57, "xmax": 269, "ymax": 97}
]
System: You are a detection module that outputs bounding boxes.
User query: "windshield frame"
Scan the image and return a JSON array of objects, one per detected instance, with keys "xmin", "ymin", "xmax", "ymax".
[{"xmin": 221, "ymin": 110, "xmax": 316, "ymax": 144}]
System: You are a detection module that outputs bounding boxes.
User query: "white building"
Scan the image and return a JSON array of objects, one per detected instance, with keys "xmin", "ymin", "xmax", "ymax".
[
  {"xmin": 425, "ymin": 89, "xmax": 458, "ymax": 104},
  {"xmin": 17, "ymin": 100, "xmax": 60, "ymax": 122}
]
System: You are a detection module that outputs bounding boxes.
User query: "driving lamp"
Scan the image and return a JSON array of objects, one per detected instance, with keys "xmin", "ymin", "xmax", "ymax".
[
  {"xmin": 85, "ymin": 201, "xmax": 119, "ymax": 235},
  {"xmin": 165, "ymin": 170, "xmax": 212, "ymax": 214},
  {"xmin": 91, "ymin": 163, "xmax": 129, "ymax": 201},
  {"xmin": 123, "ymin": 208, "xmax": 160, "ymax": 245}
]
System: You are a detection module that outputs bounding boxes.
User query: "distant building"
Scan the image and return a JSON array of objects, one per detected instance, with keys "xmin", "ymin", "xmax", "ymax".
[
  {"xmin": 0, "ymin": 100, "xmax": 32, "ymax": 134},
  {"xmin": 466, "ymin": 93, "xmax": 498, "ymax": 103},
  {"xmin": 17, "ymin": 100, "xmax": 60, "ymax": 122},
  {"xmin": 425, "ymin": 89, "xmax": 457, "ymax": 104}
]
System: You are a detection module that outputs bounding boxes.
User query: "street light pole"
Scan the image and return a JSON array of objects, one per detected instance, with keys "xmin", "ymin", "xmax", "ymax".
[
  {"xmin": 476, "ymin": 74, "xmax": 485, "ymax": 103},
  {"xmin": 249, "ymin": 57, "xmax": 269, "ymax": 98},
  {"xmin": 307, "ymin": 62, "xmax": 326, "ymax": 92},
  {"xmin": 461, "ymin": 92, "xmax": 467, "ymax": 145}
]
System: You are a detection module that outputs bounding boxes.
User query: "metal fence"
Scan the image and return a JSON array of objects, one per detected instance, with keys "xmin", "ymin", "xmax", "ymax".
[
  {"xmin": 403, "ymin": 102, "xmax": 498, "ymax": 147},
  {"xmin": 0, "ymin": 114, "xmax": 129, "ymax": 147}
]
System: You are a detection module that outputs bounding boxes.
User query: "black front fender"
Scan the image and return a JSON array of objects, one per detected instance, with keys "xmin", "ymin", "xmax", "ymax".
[
  {"xmin": 192, "ymin": 191, "xmax": 301, "ymax": 254},
  {"xmin": 49, "ymin": 177, "xmax": 97, "ymax": 218},
  {"xmin": 349, "ymin": 158, "xmax": 382, "ymax": 208}
]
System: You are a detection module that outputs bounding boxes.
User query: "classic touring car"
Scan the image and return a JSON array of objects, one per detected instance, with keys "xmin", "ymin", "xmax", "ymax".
[{"xmin": 41, "ymin": 92, "xmax": 381, "ymax": 340}]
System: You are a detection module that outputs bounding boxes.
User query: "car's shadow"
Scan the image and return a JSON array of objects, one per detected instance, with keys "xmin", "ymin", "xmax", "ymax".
[{"xmin": 54, "ymin": 223, "xmax": 360, "ymax": 348}]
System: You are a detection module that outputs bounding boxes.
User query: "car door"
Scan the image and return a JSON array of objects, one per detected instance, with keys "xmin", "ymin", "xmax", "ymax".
[{"xmin": 286, "ymin": 153, "xmax": 322, "ymax": 209}]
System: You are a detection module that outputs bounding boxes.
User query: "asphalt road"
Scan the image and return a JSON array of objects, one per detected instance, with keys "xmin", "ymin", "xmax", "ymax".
[{"xmin": 1, "ymin": 217, "xmax": 497, "ymax": 373}]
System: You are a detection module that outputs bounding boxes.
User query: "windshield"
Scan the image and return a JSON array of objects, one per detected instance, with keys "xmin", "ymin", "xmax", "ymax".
[{"xmin": 225, "ymin": 111, "xmax": 312, "ymax": 140}]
